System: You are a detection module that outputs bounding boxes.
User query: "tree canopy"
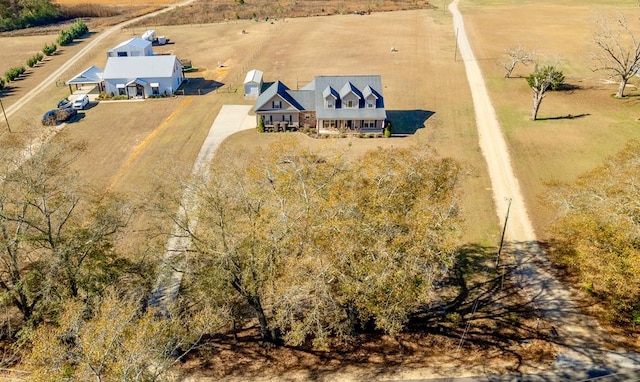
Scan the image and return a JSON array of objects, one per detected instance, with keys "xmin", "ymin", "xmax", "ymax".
[
  {"xmin": 0, "ymin": 0, "xmax": 60, "ymax": 31},
  {"xmin": 174, "ymin": 140, "xmax": 462, "ymax": 348},
  {"xmin": 547, "ymin": 140, "xmax": 640, "ymax": 324},
  {"xmin": 526, "ymin": 64, "xmax": 564, "ymax": 120}
]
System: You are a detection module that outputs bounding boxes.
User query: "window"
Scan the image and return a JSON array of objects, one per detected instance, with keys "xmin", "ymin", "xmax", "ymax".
[
  {"xmin": 363, "ymin": 120, "xmax": 376, "ymax": 128},
  {"xmin": 272, "ymin": 101, "xmax": 282, "ymax": 109},
  {"xmin": 151, "ymin": 87, "xmax": 160, "ymax": 95},
  {"xmin": 367, "ymin": 100, "xmax": 375, "ymax": 108},
  {"xmin": 116, "ymin": 84, "xmax": 126, "ymax": 96},
  {"xmin": 325, "ymin": 120, "xmax": 337, "ymax": 128},
  {"xmin": 326, "ymin": 100, "xmax": 334, "ymax": 109},
  {"xmin": 347, "ymin": 100, "xmax": 355, "ymax": 108},
  {"xmin": 117, "ymin": 51, "xmax": 128, "ymax": 57}
]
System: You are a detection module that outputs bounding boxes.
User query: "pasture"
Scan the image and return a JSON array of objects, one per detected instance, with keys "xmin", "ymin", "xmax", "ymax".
[{"xmin": 461, "ymin": 0, "xmax": 640, "ymax": 236}]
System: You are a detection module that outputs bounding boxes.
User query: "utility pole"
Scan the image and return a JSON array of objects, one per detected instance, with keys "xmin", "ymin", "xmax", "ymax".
[
  {"xmin": 454, "ymin": 27, "xmax": 459, "ymax": 62},
  {"xmin": 496, "ymin": 197, "xmax": 512, "ymax": 289},
  {"xmin": 0, "ymin": 92, "xmax": 10, "ymax": 133}
]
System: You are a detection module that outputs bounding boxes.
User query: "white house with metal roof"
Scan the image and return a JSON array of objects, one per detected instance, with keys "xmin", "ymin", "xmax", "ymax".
[
  {"xmin": 254, "ymin": 75, "xmax": 386, "ymax": 133},
  {"xmin": 102, "ymin": 55, "xmax": 183, "ymax": 98},
  {"xmin": 107, "ymin": 37, "xmax": 153, "ymax": 58}
]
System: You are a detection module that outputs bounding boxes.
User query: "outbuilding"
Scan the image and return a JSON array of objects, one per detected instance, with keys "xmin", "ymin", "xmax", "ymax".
[
  {"xmin": 107, "ymin": 37, "xmax": 153, "ymax": 58},
  {"xmin": 244, "ymin": 69, "xmax": 263, "ymax": 99},
  {"xmin": 102, "ymin": 55, "xmax": 184, "ymax": 99}
]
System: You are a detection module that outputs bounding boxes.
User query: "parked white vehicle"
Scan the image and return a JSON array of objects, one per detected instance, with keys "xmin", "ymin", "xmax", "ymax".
[{"xmin": 72, "ymin": 94, "xmax": 89, "ymax": 110}]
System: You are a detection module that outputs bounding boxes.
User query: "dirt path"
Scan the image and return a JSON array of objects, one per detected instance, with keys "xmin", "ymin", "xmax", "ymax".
[
  {"xmin": 148, "ymin": 105, "xmax": 256, "ymax": 314},
  {"xmin": 450, "ymin": 0, "xmax": 639, "ymax": 372}
]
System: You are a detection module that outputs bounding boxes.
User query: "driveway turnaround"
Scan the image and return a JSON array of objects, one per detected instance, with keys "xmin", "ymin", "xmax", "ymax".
[{"xmin": 149, "ymin": 105, "xmax": 255, "ymax": 313}]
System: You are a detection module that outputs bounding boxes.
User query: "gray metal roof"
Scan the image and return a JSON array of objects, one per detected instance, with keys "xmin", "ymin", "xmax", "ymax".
[
  {"xmin": 102, "ymin": 55, "xmax": 180, "ymax": 79},
  {"xmin": 312, "ymin": 75, "xmax": 386, "ymax": 120},
  {"xmin": 109, "ymin": 37, "xmax": 151, "ymax": 52},
  {"xmin": 255, "ymin": 75, "xmax": 386, "ymax": 120},
  {"xmin": 66, "ymin": 65, "xmax": 103, "ymax": 85}
]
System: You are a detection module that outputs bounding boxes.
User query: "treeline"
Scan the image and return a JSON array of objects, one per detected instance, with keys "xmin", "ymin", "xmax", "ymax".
[
  {"xmin": 0, "ymin": 139, "xmax": 462, "ymax": 380},
  {"xmin": 0, "ymin": 0, "xmax": 60, "ymax": 31},
  {"xmin": 547, "ymin": 140, "xmax": 640, "ymax": 325}
]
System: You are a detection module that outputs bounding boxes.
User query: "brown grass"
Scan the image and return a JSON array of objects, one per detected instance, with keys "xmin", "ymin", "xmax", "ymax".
[
  {"xmin": 460, "ymin": 1, "xmax": 640, "ymax": 238},
  {"xmin": 133, "ymin": 0, "xmax": 436, "ymax": 27}
]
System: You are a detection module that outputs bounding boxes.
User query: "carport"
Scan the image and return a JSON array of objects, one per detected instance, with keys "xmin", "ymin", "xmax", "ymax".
[{"xmin": 66, "ymin": 65, "xmax": 104, "ymax": 94}]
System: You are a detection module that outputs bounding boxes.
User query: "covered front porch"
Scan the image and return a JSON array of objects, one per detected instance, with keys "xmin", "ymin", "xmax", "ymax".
[{"xmin": 317, "ymin": 119, "xmax": 384, "ymax": 134}]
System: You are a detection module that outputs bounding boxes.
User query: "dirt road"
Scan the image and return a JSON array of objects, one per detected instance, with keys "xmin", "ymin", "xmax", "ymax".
[{"xmin": 449, "ymin": 0, "xmax": 639, "ymax": 372}]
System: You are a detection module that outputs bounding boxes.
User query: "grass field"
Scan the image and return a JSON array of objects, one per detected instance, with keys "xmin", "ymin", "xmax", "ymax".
[
  {"xmin": 460, "ymin": 0, "xmax": 640, "ymax": 237},
  {"xmin": 1, "ymin": 0, "xmax": 639, "ymax": 377}
]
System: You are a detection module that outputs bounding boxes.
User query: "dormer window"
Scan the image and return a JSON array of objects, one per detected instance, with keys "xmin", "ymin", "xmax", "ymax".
[
  {"xmin": 326, "ymin": 99, "xmax": 334, "ymax": 109},
  {"xmin": 272, "ymin": 100, "xmax": 282, "ymax": 109},
  {"xmin": 367, "ymin": 100, "xmax": 375, "ymax": 108},
  {"xmin": 346, "ymin": 100, "xmax": 355, "ymax": 108}
]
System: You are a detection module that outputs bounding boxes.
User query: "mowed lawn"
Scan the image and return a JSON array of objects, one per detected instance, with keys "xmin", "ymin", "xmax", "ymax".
[{"xmin": 460, "ymin": 0, "xmax": 640, "ymax": 237}]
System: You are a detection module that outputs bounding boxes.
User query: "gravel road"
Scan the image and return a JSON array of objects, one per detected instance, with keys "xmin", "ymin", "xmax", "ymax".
[{"xmin": 449, "ymin": 0, "xmax": 639, "ymax": 373}]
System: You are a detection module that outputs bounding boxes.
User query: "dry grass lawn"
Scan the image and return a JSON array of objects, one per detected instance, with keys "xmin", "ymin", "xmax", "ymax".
[{"xmin": 460, "ymin": 0, "xmax": 640, "ymax": 237}]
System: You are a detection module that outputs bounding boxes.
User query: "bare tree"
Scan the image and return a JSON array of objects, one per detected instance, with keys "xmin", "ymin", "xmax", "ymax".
[
  {"xmin": 500, "ymin": 45, "xmax": 536, "ymax": 78},
  {"xmin": 592, "ymin": 13, "xmax": 640, "ymax": 98},
  {"xmin": 527, "ymin": 64, "xmax": 564, "ymax": 120}
]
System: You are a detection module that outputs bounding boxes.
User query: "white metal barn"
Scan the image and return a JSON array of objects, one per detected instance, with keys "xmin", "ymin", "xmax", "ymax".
[
  {"xmin": 102, "ymin": 55, "xmax": 184, "ymax": 98},
  {"xmin": 107, "ymin": 37, "xmax": 153, "ymax": 58},
  {"xmin": 244, "ymin": 69, "xmax": 264, "ymax": 99}
]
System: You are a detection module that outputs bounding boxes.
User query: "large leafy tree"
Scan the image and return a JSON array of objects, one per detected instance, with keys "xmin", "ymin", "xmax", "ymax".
[
  {"xmin": 547, "ymin": 141, "xmax": 640, "ymax": 324},
  {"xmin": 0, "ymin": 139, "xmax": 134, "ymax": 324},
  {"xmin": 175, "ymin": 140, "xmax": 461, "ymax": 347},
  {"xmin": 526, "ymin": 64, "xmax": 564, "ymax": 121}
]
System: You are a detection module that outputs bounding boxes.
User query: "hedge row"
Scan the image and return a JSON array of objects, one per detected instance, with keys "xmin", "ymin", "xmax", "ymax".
[
  {"xmin": 27, "ymin": 53, "xmax": 45, "ymax": 68},
  {"xmin": 57, "ymin": 19, "xmax": 89, "ymax": 46}
]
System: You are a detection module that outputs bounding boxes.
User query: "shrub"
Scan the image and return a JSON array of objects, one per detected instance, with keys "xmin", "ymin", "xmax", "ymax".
[
  {"xmin": 5, "ymin": 66, "xmax": 25, "ymax": 82},
  {"xmin": 27, "ymin": 56, "xmax": 37, "ymax": 68},
  {"xmin": 57, "ymin": 31, "xmax": 73, "ymax": 46},
  {"xmin": 68, "ymin": 19, "xmax": 88, "ymax": 39},
  {"xmin": 384, "ymin": 122, "xmax": 392, "ymax": 137},
  {"xmin": 36, "ymin": 52, "xmax": 44, "ymax": 62},
  {"xmin": 257, "ymin": 116, "xmax": 265, "ymax": 133},
  {"xmin": 43, "ymin": 43, "xmax": 57, "ymax": 56}
]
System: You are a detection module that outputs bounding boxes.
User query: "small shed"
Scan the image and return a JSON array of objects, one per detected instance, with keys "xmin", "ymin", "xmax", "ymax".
[
  {"xmin": 244, "ymin": 69, "xmax": 263, "ymax": 99},
  {"xmin": 66, "ymin": 65, "xmax": 104, "ymax": 93}
]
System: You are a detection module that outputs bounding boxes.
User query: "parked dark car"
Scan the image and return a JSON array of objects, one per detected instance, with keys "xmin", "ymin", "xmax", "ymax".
[
  {"xmin": 57, "ymin": 98, "xmax": 72, "ymax": 109},
  {"xmin": 41, "ymin": 108, "xmax": 77, "ymax": 126}
]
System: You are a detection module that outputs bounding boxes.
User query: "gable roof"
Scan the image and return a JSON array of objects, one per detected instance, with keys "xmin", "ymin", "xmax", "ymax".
[
  {"xmin": 254, "ymin": 81, "xmax": 306, "ymax": 111},
  {"xmin": 244, "ymin": 69, "xmax": 263, "ymax": 84},
  {"xmin": 66, "ymin": 65, "xmax": 103, "ymax": 85},
  {"xmin": 109, "ymin": 37, "xmax": 152, "ymax": 52},
  {"xmin": 310, "ymin": 75, "xmax": 386, "ymax": 120},
  {"xmin": 102, "ymin": 56, "xmax": 180, "ymax": 80}
]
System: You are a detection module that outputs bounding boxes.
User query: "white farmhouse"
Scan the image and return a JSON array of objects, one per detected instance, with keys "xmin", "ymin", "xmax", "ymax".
[
  {"xmin": 102, "ymin": 55, "xmax": 184, "ymax": 98},
  {"xmin": 107, "ymin": 37, "xmax": 153, "ymax": 58}
]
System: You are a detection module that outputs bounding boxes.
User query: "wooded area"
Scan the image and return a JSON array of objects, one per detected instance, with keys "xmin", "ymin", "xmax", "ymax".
[{"xmin": 0, "ymin": 0, "xmax": 60, "ymax": 31}]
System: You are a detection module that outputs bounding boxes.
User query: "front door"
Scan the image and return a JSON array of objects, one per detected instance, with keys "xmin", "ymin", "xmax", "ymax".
[{"xmin": 346, "ymin": 120, "xmax": 352, "ymax": 130}]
